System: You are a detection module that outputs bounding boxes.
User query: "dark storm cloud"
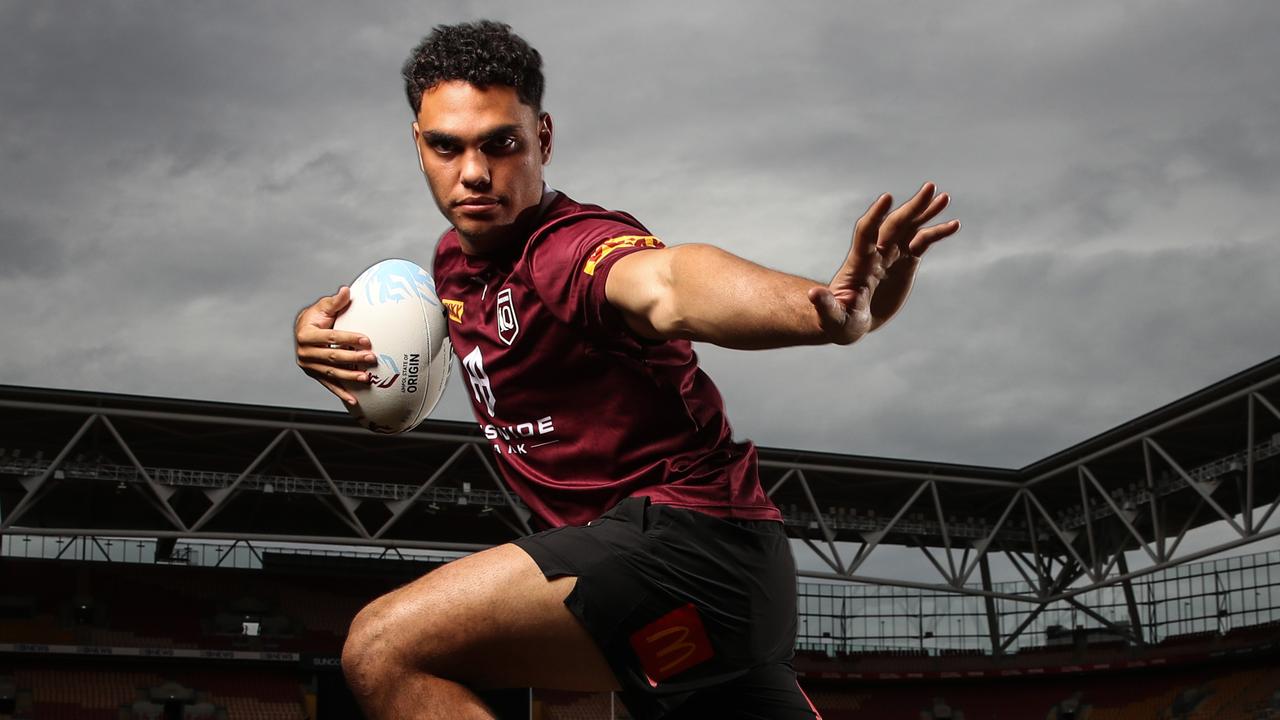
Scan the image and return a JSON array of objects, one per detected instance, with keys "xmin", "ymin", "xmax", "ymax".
[{"xmin": 1, "ymin": 0, "xmax": 1278, "ymax": 472}]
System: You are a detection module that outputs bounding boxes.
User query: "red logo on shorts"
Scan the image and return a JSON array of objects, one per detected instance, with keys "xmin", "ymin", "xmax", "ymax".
[{"xmin": 629, "ymin": 603, "xmax": 715, "ymax": 685}]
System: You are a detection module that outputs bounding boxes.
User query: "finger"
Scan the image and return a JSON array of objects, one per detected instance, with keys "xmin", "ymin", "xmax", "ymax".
[
  {"xmin": 904, "ymin": 182, "xmax": 937, "ymax": 216},
  {"xmin": 853, "ymin": 193, "xmax": 893, "ymax": 259},
  {"xmin": 297, "ymin": 345, "xmax": 379, "ymax": 367},
  {"xmin": 297, "ymin": 326, "xmax": 373, "ymax": 350},
  {"xmin": 907, "ymin": 220, "xmax": 961, "ymax": 258},
  {"xmin": 913, "ymin": 192, "xmax": 949, "ymax": 226},
  {"xmin": 315, "ymin": 376, "xmax": 360, "ymax": 406},
  {"xmin": 300, "ymin": 362, "xmax": 373, "ymax": 385},
  {"xmin": 877, "ymin": 183, "xmax": 936, "ymax": 251}
]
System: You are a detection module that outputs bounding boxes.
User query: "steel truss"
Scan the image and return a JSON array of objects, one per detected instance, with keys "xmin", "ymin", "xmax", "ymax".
[{"xmin": 2, "ymin": 359, "xmax": 1279, "ymax": 654}]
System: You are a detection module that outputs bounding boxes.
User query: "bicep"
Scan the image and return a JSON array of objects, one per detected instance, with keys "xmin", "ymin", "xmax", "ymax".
[{"xmin": 603, "ymin": 247, "xmax": 680, "ymax": 340}]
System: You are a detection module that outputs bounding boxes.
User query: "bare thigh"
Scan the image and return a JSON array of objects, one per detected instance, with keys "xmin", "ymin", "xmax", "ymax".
[{"xmin": 348, "ymin": 542, "xmax": 619, "ymax": 692}]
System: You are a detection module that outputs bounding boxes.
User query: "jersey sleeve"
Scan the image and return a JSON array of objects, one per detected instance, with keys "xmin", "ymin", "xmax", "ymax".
[{"xmin": 526, "ymin": 218, "xmax": 665, "ymax": 343}]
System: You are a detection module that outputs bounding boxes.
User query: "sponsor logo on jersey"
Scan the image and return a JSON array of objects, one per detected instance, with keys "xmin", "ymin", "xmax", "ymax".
[
  {"xmin": 461, "ymin": 346, "xmax": 497, "ymax": 417},
  {"xmin": 368, "ymin": 354, "xmax": 401, "ymax": 389},
  {"xmin": 496, "ymin": 287, "xmax": 519, "ymax": 345},
  {"xmin": 483, "ymin": 416, "xmax": 558, "ymax": 455},
  {"xmin": 582, "ymin": 235, "xmax": 664, "ymax": 276},
  {"xmin": 442, "ymin": 298, "xmax": 464, "ymax": 324},
  {"xmin": 629, "ymin": 603, "xmax": 714, "ymax": 685}
]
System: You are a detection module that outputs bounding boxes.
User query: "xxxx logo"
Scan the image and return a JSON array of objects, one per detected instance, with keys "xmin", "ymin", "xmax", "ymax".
[
  {"xmin": 442, "ymin": 298, "xmax": 464, "ymax": 324},
  {"xmin": 582, "ymin": 235, "xmax": 663, "ymax": 276}
]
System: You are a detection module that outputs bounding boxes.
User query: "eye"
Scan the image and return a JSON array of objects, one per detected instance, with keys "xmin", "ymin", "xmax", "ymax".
[
  {"xmin": 427, "ymin": 138, "xmax": 459, "ymax": 156},
  {"xmin": 485, "ymin": 136, "xmax": 519, "ymax": 154}
]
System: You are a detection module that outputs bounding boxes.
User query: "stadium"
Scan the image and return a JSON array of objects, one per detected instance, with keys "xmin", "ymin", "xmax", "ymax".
[{"xmin": 1, "ymin": 352, "xmax": 1277, "ymax": 719}]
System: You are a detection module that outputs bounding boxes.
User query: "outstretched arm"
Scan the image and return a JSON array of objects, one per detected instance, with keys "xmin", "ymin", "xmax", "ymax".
[{"xmin": 605, "ymin": 182, "xmax": 960, "ymax": 350}]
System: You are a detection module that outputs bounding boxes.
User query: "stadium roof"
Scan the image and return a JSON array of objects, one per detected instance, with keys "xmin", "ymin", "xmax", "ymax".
[{"xmin": 2, "ymin": 353, "xmax": 1278, "ymax": 600}]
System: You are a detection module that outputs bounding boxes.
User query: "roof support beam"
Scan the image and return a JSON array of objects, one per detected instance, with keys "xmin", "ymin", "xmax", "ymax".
[
  {"xmin": 1078, "ymin": 469, "xmax": 1099, "ymax": 578},
  {"xmin": 1025, "ymin": 490, "xmax": 1095, "ymax": 583},
  {"xmin": 1142, "ymin": 441, "xmax": 1167, "ymax": 563},
  {"xmin": 1146, "ymin": 438, "xmax": 1244, "ymax": 537},
  {"xmin": 957, "ymin": 491, "xmax": 1021, "ymax": 586},
  {"xmin": 291, "ymin": 429, "xmax": 368, "ymax": 539},
  {"xmin": 929, "ymin": 482, "xmax": 958, "ymax": 583},
  {"xmin": 1062, "ymin": 595, "xmax": 1139, "ymax": 645},
  {"xmin": 998, "ymin": 602, "xmax": 1049, "ymax": 653},
  {"xmin": 846, "ymin": 481, "xmax": 929, "ymax": 576},
  {"xmin": 192, "ymin": 429, "xmax": 291, "ymax": 532},
  {"xmin": 1024, "ymin": 370, "xmax": 1280, "ymax": 487},
  {"xmin": 1115, "ymin": 551, "xmax": 1146, "ymax": 645},
  {"xmin": 100, "ymin": 416, "xmax": 188, "ymax": 532},
  {"xmin": 374, "ymin": 445, "xmax": 468, "ymax": 539},
  {"xmin": 1081, "ymin": 465, "xmax": 1158, "ymax": 565},
  {"xmin": 794, "ymin": 471, "xmax": 845, "ymax": 574},
  {"xmin": 909, "ymin": 535, "xmax": 954, "ymax": 586},
  {"xmin": 470, "ymin": 444, "xmax": 533, "ymax": 537},
  {"xmin": 979, "ymin": 554, "xmax": 1002, "ymax": 655},
  {"xmin": 0, "ymin": 413, "xmax": 98, "ymax": 530}
]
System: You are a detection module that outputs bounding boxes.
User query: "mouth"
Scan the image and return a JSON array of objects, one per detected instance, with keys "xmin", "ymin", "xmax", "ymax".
[{"xmin": 453, "ymin": 196, "xmax": 503, "ymax": 216}]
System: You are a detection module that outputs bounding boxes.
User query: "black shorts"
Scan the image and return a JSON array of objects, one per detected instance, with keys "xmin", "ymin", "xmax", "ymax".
[{"xmin": 513, "ymin": 496, "xmax": 821, "ymax": 720}]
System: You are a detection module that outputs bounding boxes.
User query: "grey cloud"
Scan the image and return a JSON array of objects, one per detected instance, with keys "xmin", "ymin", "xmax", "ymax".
[
  {"xmin": 0, "ymin": 212, "xmax": 66, "ymax": 279},
  {"xmin": 1, "ymin": 1, "xmax": 1278, "ymax": 472},
  {"xmin": 715, "ymin": 231, "xmax": 1280, "ymax": 466}
]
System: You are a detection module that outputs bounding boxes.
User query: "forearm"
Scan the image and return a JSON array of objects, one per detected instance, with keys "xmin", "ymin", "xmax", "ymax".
[{"xmin": 631, "ymin": 244, "xmax": 833, "ymax": 350}]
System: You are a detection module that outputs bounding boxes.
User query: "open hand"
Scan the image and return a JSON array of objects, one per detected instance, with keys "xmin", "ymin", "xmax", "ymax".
[{"xmin": 808, "ymin": 182, "xmax": 959, "ymax": 344}]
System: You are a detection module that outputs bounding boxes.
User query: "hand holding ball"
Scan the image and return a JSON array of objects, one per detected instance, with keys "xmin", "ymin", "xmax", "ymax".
[{"xmin": 333, "ymin": 259, "xmax": 452, "ymax": 434}]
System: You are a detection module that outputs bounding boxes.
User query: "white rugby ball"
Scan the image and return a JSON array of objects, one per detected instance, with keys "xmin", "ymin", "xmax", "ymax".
[{"xmin": 333, "ymin": 258, "xmax": 452, "ymax": 434}]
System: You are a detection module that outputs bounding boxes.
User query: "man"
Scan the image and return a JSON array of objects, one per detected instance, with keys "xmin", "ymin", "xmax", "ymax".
[{"xmin": 294, "ymin": 20, "xmax": 958, "ymax": 720}]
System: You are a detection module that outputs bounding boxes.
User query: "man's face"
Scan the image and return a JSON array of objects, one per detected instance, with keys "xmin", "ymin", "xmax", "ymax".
[{"xmin": 412, "ymin": 81, "xmax": 552, "ymax": 253}]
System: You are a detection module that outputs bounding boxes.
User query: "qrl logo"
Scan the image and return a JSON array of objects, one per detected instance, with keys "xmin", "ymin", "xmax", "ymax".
[
  {"xmin": 496, "ymin": 288, "xmax": 519, "ymax": 346},
  {"xmin": 462, "ymin": 346, "xmax": 497, "ymax": 417}
]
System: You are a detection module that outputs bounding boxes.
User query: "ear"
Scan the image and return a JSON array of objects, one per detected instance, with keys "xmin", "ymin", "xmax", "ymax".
[
  {"xmin": 411, "ymin": 121, "xmax": 426, "ymax": 175},
  {"xmin": 538, "ymin": 112, "xmax": 554, "ymax": 165}
]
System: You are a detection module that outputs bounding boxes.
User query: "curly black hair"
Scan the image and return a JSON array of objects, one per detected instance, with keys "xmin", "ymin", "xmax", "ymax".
[{"xmin": 401, "ymin": 21, "xmax": 545, "ymax": 115}]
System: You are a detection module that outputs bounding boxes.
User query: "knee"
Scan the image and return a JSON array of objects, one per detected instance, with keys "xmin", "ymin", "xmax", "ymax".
[{"xmin": 342, "ymin": 600, "xmax": 402, "ymax": 699}]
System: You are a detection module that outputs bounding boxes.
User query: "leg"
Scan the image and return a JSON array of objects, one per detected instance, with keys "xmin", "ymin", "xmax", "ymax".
[{"xmin": 341, "ymin": 543, "xmax": 619, "ymax": 720}]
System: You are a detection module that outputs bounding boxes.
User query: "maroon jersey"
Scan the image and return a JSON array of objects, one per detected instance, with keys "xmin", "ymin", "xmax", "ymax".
[{"xmin": 432, "ymin": 191, "xmax": 781, "ymax": 528}]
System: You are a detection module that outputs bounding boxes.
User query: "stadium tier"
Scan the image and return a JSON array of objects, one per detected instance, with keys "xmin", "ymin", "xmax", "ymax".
[
  {"xmin": 2, "ymin": 551, "xmax": 1279, "ymax": 719},
  {"xmin": 0, "ymin": 659, "xmax": 308, "ymax": 720},
  {"xmin": 2, "ymin": 357, "xmax": 1279, "ymax": 718}
]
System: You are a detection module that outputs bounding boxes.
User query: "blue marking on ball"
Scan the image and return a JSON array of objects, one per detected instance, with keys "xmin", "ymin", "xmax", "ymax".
[{"xmin": 364, "ymin": 259, "xmax": 439, "ymax": 307}]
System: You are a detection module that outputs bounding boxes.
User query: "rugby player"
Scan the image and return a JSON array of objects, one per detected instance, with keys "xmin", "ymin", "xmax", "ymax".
[{"xmin": 293, "ymin": 20, "xmax": 959, "ymax": 720}]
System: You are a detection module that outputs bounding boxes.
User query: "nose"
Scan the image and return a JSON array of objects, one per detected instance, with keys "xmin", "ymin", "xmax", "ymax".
[{"xmin": 460, "ymin": 149, "xmax": 491, "ymax": 190}]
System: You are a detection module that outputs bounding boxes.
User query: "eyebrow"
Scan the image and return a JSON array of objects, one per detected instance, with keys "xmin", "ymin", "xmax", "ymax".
[{"xmin": 422, "ymin": 124, "xmax": 522, "ymax": 146}]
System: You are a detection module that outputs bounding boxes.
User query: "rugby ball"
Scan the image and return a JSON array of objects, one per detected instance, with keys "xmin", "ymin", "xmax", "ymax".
[{"xmin": 333, "ymin": 258, "xmax": 452, "ymax": 434}]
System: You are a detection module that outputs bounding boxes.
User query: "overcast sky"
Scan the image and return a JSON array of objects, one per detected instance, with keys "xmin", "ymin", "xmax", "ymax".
[{"xmin": 2, "ymin": 0, "xmax": 1278, "ymax": 474}]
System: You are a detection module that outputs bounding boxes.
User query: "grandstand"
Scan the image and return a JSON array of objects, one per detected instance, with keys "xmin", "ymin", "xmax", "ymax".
[{"xmin": 1, "ymin": 353, "xmax": 1279, "ymax": 718}]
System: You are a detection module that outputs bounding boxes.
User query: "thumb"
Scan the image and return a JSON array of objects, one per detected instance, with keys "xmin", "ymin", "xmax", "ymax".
[
  {"xmin": 321, "ymin": 286, "xmax": 353, "ymax": 317},
  {"xmin": 302, "ymin": 286, "xmax": 351, "ymax": 332},
  {"xmin": 808, "ymin": 286, "xmax": 847, "ymax": 333}
]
